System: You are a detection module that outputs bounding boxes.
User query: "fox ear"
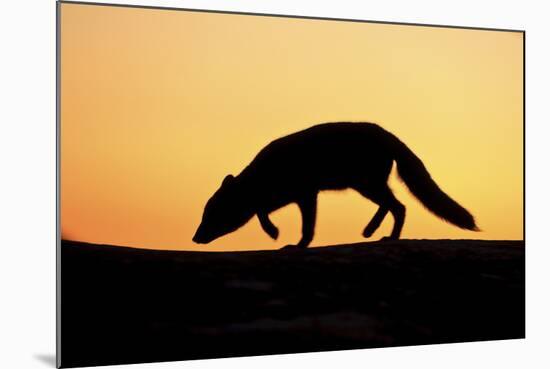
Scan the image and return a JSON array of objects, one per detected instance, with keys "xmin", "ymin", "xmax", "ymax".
[{"xmin": 222, "ymin": 174, "xmax": 235, "ymax": 187}]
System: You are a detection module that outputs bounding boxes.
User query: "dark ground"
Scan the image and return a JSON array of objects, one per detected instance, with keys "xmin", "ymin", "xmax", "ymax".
[{"xmin": 60, "ymin": 239, "xmax": 524, "ymax": 368}]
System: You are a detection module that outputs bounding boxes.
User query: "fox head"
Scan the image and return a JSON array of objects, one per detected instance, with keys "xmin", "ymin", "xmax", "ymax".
[{"xmin": 193, "ymin": 174, "xmax": 254, "ymax": 244}]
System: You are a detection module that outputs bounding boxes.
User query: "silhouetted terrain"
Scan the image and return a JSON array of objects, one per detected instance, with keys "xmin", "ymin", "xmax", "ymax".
[{"xmin": 61, "ymin": 239, "xmax": 524, "ymax": 368}]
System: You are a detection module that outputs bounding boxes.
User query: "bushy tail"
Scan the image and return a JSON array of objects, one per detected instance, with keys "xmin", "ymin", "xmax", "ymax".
[{"xmin": 393, "ymin": 139, "xmax": 479, "ymax": 231}]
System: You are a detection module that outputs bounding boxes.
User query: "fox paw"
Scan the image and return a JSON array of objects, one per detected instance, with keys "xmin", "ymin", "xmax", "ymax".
[
  {"xmin": 266, "ymin": 226, "xmax": 279, "ymax": 240},
  {"xmin": 362, "ymin": 227, "xmax": 375, "ymax": 238},
  {"xmin": 380, "ymin": 236, "xmax": 398, "ymax": 242}
]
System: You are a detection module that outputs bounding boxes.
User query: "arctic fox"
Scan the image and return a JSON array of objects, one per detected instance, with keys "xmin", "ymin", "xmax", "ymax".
[{"xmin": 193, "ymin": 122, "xmax": 478, "ymax": 249}]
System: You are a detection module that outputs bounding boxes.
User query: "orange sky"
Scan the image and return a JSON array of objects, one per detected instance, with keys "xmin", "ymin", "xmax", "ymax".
[{"xmin": 60, "ymin": 3, "xmax": 523, "ymax": 251}]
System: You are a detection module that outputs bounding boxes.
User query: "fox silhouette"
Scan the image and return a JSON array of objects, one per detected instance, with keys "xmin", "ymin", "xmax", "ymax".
[{"xmin": 193, "ymin": 122, "xmax": 478, "ymax": 249}]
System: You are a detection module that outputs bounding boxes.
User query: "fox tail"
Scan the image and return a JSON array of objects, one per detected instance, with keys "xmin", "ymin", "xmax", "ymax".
[{"xmin": 392, "ymin": 138, "xmax": 479, "ymax": 231}]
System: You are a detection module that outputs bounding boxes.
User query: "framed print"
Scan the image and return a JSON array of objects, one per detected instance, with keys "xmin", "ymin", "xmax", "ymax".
[{"xmin": 57, "ymin": 1, "xmax": 524, "ymax": 367}]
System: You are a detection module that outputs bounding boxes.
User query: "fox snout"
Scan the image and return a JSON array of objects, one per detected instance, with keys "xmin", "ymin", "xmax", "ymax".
[
  {"xmin": 192, "ymin": 225, "xmax": 217, "ymax": 244},
  {"xmin": 192, "ymin": 229, "xmax": 209, "ymax": 244},
  {"xmin": 192, "ymin": 233, "xmax": 204, "ymax": 244}
]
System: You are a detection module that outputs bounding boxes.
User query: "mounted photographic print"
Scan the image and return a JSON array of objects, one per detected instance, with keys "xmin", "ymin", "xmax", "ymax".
[{"xmin": 57, "ymin": 1, "xmax": 525, "ymax": 367}]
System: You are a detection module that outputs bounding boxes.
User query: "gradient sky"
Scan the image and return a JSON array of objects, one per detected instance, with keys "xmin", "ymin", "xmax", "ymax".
[{"xmin": 60, "ymin": 3, "xmax": 523, "ymax": 251}]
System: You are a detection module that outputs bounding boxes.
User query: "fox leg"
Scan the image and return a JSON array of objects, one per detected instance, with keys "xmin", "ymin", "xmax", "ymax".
[
  {"xmin": 363, "ymin": 206, "xmax": 389, "ymax": 238},
  {"xmin": 354, "ymin": 184, "xmax": 389, "ymax": 237},
  {"xmin": 355, "ymin": 184, "xmax": 405, "ymax": 240},
  {"xmin": 281, "ymin": 193, "xmax": 317, "ymax": 249},
  {"xmin": 384, "ymin": 190, "xmax": 406, "ymax": 240},
  {"xmin": 258, "ymin": 212, "xmax": 279, "ymax": 240}
]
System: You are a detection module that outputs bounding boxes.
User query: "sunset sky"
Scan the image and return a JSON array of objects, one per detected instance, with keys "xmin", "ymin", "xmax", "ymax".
[{"xmin": 60, "ymin": 3, "xmax": 523, "ymax": 251}]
